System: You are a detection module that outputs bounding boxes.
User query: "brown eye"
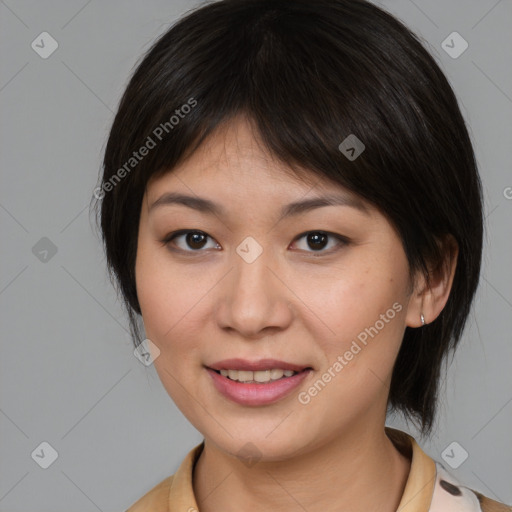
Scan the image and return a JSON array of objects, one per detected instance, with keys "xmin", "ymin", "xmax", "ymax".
[
  {"xmin": 306, "ymin": 232, "xmax": 328, "ymax": 250},
  {"xmin": 292, "ymin": 231, "xmax": 348, "ymax": 254},
  {"xmin": 162, "ymin": 230, "xmax": 220, "ymax": 252},
  {"xmin": 186, "ymin": 232, "xmax": 208, "ymax": 249}
]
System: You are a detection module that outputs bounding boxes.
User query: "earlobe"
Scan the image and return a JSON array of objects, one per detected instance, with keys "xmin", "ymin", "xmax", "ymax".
[{"xmin": 404, "ymin": 282, "xmax": 428, "ymax": 328}]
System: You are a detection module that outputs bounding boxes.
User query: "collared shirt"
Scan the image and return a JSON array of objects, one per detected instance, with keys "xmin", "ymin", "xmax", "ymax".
[{"xmin": 126, "ymin": 428, "xmax": 511, "ymax": 511}]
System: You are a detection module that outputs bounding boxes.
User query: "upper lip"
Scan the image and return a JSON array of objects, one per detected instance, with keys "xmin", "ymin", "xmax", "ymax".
[{"xmin": 207, "ymin": 358, "xmax": 312, "ymax": 372}]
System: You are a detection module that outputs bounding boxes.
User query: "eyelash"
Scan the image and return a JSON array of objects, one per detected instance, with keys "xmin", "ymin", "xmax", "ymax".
[{"xmin": 159, "ymin": 229, "xmax": 349, "ymax": 256}]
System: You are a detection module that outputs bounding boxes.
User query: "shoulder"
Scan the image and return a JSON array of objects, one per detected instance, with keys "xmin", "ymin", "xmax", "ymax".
[
  {"xmin": 430, "ymin": 462, "xmax": 511, "ymax": 512},
  {"xmin": 125, "ymin": 474, "xmax": 174, "ymax": 512}
]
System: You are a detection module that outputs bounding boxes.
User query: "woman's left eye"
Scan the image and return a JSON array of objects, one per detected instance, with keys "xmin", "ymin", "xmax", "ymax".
[{"xmin": 292, "ymin": 231, "xmax": 348, "ymax": 254}]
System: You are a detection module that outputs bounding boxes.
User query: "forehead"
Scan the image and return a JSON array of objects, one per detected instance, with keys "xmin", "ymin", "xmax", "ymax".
[{"xmin": 146, "ymin": 116, "xmax": 360, "ymax": 204}]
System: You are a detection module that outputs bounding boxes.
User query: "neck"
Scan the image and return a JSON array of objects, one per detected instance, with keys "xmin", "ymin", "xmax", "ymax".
[{"xmin": 193, "ymin": 425, "xmax": 411, "ymax": 512}]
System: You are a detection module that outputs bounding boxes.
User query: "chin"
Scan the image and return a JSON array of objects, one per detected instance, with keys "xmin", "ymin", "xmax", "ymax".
[{"xmin": 205, "ymin": 428, "xmax": 310, "ymax": 464}]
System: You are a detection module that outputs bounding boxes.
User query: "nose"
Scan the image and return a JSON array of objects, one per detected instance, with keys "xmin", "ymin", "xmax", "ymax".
[{"xmin": 215, "ymin": 248, "xmax": 294, "ymax": 339}]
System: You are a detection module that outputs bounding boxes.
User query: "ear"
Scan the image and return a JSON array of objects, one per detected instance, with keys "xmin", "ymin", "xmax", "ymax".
[{"xmin": 405, "ymin": 235, "xmax": 459, "ymax": 327}]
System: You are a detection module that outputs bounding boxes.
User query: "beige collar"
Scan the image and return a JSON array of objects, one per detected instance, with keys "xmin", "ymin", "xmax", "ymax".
[{"xmin": 164, "ymin": 427, "xmax": 436, "ymax": 512}]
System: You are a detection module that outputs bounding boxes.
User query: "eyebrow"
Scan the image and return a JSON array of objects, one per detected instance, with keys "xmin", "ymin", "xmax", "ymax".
[{"xmin": 148, "ymin": 191, "xmax": 369, "ymax": 218}]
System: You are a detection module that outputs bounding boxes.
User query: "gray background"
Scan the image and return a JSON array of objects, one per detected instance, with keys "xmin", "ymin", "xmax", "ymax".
[{"xmin": 1, "ymin": 0, "xmax": 511, "ymax": 510}]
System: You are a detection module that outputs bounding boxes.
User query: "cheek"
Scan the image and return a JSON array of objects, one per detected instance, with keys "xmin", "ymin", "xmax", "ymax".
[
  {"xmin": 299, "ymin": 276, "xmax": 407, "ymax": 427},
  {"xmin": 135, "ymin": 249, "xmax": 205, "ymax": 410},
  {"xmin": 312, "ymin": 263, "xmax": 407, "ymax": 337},
  {"xmin": 135, "ymin": 242, "xmax": 216, "ymax": 387},
  {"xmin": 135, "ymin": 239, "xmax": 195, "ymax": 337},
  {"xmin": 136, "ymin": 263, "xmax": 174, "ymax": 339},
  {"xmin": 307, "ymin": 257, "xmax": 410, "ymax": 390}
]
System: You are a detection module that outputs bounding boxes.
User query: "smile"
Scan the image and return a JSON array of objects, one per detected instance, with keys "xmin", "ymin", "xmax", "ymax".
[
  {"xmin": 216, "ymin": 368, "xmax": 298, "ymax": 383},
  {"xmin": 206, "ymin": 361, "xmax": 313, "ymax": 406}
]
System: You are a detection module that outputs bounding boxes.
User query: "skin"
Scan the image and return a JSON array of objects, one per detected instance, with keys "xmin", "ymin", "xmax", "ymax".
[{"xmin": 135, "ymin": 115, "xmax": 458, "ymax": 512}]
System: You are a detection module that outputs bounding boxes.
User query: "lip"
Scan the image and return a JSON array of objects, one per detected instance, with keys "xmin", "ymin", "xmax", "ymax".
[
  {"xmin": 207, "ymin": 358, "xmax": 311, "ymax": 372},
  {"xmin": 206, "ymin": 364, "xmax": 313, "ymax": 406}
]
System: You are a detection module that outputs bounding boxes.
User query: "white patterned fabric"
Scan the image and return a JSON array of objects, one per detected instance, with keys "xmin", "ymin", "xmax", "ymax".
[{"xmin": 430, "ymin": 463, "xmax": 486, "ymax": 511}]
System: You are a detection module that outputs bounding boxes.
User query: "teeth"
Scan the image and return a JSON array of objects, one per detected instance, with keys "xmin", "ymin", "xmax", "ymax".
[
  {"xmin": 254, "ymin": 370, "xmax": 271, "ymax": 382},
  {"xmin": 218, "ymin": 368, "xmax": 299, "ymax": 383},
  {"xmin": 270, "ymin": 369, "xmax": 284, "ymax": 380}
]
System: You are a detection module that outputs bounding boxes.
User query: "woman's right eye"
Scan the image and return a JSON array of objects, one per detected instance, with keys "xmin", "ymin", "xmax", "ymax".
[{"xmin": 160, "ymin": 230, "xmax": 221, "ymax": 253}]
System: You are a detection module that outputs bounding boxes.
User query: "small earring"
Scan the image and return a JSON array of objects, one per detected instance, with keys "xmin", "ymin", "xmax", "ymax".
[{"xmin": 420, "ymin": 313, "xmax": 425, "ymax": 326}]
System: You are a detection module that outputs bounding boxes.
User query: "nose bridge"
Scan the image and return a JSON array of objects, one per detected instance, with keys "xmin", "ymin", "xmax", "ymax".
[{"xmin": 215, "ymin": 236, "xmax": 292, "ymax": 336}]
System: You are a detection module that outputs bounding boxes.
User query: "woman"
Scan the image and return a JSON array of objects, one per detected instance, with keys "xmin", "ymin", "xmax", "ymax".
[{"xmin": 94, "ymin": 0, "xmax": 511, "ymax": 510}]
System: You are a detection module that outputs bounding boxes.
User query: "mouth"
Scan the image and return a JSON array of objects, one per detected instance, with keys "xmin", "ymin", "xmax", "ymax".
[{"xmin": 205, "ymin": 359, "xmax": 313, "ymax": 406}]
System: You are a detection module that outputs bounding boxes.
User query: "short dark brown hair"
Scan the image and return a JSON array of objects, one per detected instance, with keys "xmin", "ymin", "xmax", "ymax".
[{"xmin": 93, "ymin": 0, "xmax": 483, "ymax": 436}]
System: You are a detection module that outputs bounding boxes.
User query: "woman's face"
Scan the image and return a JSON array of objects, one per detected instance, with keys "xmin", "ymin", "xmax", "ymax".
[{"xmin": 135, "ymin": 116, "xmax": 418, "ymax": 460}]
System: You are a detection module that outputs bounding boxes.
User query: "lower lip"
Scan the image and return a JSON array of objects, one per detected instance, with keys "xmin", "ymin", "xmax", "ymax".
[{"xmin": 206, "ymin": 368, "xmax": 312, "ymax": 406}]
